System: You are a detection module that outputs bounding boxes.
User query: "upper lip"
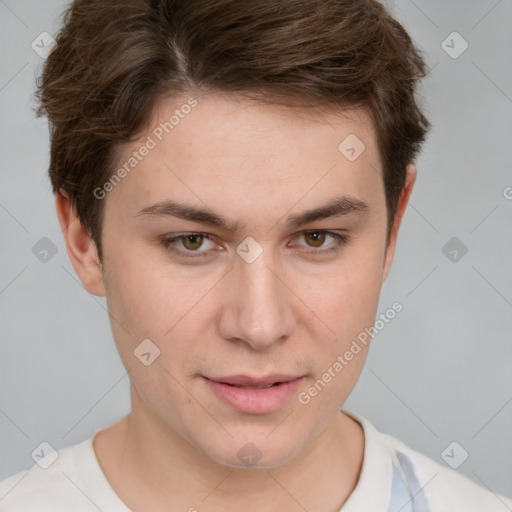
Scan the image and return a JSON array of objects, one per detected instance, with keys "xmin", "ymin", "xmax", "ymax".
[{"xmin": 205, "ymin": 374, "xmax": 303, "ymax": 387}]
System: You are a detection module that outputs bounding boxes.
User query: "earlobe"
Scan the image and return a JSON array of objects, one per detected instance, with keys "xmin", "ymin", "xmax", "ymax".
[
  {"xmin": 381, "ymin": 164, "xmax": 417, "ymax": 283},
  {"xmin": 55, "ymin": 190, "xmax": 106, "ymax": 297}
]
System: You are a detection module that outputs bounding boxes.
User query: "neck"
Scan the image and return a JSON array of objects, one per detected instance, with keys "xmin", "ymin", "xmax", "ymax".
[{"xmin": 93, "ymin": 391, "xmax": 365, "ymax": 512}]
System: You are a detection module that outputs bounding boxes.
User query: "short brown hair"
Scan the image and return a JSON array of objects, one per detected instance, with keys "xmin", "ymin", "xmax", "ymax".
[{"xmin": 35, "ymin": 0, "xmax": 430, "ymax": 262}]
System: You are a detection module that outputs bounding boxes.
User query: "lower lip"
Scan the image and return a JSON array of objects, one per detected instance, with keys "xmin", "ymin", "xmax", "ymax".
[{"xmin": 204, "ymin": 377, "xmax": 303, "ymax": 414}]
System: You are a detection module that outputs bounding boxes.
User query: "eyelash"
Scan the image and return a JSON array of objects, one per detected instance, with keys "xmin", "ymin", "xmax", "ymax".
[{"xmin": 160, "ymin": 230, "xmax": 349, "ymax": 259}]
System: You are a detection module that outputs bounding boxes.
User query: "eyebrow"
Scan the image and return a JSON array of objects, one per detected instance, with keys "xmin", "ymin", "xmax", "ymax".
[{"xmin": 134, "ymin": 195, "xmax": 369, "ymax": 232}]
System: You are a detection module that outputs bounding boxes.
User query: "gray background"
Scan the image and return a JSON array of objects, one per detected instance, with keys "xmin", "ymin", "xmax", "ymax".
[{"xmin": 1, "ymin": 0, "xmax": 511, "ymax": 501}]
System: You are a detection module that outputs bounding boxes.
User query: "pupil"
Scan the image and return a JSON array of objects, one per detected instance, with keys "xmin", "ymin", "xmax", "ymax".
[
  {"xmin": 184, "ymin": 234, "xmax": 202, "ymax": 250},
  {"xmin": 306, "ymin": 232, "xmax": 325, "ymax": 247}
]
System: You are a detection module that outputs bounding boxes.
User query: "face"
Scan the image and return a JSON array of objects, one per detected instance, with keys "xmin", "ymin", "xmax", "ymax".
[{"xmin": 90, "ymin": 92, "xmax": 402, "ymax": 469}]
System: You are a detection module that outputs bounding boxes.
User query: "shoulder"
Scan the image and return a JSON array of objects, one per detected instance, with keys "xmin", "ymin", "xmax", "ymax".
[
  {"xmin": 0, "ymin": 438, "xmax": 96, "ymax": 511},
  {"xmin": 380, "ymin": 431, "xmax": 512, "ymax": 512}
]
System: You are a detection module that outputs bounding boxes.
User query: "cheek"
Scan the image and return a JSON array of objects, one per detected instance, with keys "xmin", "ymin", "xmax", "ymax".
[
  {"xmin": 102, "ymin": 242, "xmax": 188, "ymax": 337},
  {"xmin": 102, "ymin": 244, "xmax": 221, "ymax": 380},
  {"xmin": 104, "ymin": 265, "xmax": 160, "ymax": 336},
  {"xmin": 304, "ymin": 247, "xmax": 385, "ymax": 340}
]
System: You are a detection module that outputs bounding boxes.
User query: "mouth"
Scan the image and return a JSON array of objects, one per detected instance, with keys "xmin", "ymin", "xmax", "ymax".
[
  {"xmin": 206, "ymin": 374, "xmax": 303, "ymax": 387},
  {"xmin": 227, "ymin": 382, "xmax": 280, "ymax": 389},
  {"xmin": 202, "ymin": 374, "xmax": 305, "ymax": 414}
]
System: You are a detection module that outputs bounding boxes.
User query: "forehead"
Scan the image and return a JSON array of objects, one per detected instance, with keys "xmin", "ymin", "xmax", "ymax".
[{"xmin": 106, "ymin": 92, "xmax": 383, "ymax": 226}]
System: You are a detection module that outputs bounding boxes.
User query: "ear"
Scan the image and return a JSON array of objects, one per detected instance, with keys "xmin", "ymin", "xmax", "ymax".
[
  {"xmin": 382, "ymin": 164, "xmax": 417, "ymax": 283},
  {"xmin": 55, "ymin": 189, "xmax": 106, "ymax": 296}
]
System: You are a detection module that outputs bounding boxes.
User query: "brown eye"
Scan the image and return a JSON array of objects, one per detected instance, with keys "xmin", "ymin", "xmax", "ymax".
[
  {"xmin": 303, "ymin": 231, "xmax": 326, "ymax": 248},
  {"xmin": 181, "ymin": 234, "xmax": 205, "ymax": 251},
  {"xmin": 294, "ymin": 230, "xmax": 349, "ymax": 256},
  {"xmin": 161, "ymin": 232, "xmax": 218, "ymax": 258}
]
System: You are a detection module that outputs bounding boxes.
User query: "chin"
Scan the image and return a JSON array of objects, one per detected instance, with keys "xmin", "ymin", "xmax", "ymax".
[{"xmin": 199, "ymin": 431, "xmax": 306, "ymax": 471}]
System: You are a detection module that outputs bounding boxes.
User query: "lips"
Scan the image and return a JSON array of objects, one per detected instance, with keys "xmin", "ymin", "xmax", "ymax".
[
  {"xmin": 206, "ymin": 374, "xmax": 301, "ymax": 388},
  {"xmin": 203, "ymin": 374, "xmax": 305, "ymax": 414}
]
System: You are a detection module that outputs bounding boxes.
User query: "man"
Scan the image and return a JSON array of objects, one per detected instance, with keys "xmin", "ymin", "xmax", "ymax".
[{"xmin": 1, "ymin": 0, "xmax": 511, "ymax": 510}]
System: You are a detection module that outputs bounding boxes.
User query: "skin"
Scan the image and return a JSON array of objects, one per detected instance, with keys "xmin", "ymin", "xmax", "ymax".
[{"xmin": 55, "ymin": 91, "xmax": 416, "ymax": 512}]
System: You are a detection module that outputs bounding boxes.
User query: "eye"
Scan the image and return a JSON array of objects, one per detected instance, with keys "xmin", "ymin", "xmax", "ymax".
[
  {"xmin": 294, "ymin": 230, "xmax": 349, "ymax": 255},
  {"xmin": 161, "ymin": 233, "xmax": 219, "ymax": 258}
]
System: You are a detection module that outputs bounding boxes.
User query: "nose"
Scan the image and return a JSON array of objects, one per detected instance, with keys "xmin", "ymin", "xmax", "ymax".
[{"xmin": 217, "ymin": 248, "xmax": 296, "ymax": 350}]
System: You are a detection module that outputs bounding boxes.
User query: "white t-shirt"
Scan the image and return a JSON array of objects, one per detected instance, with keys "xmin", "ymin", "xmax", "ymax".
[{"xmin": 1, "ymin": 409, "xmax": 511, "ymax": 512}]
